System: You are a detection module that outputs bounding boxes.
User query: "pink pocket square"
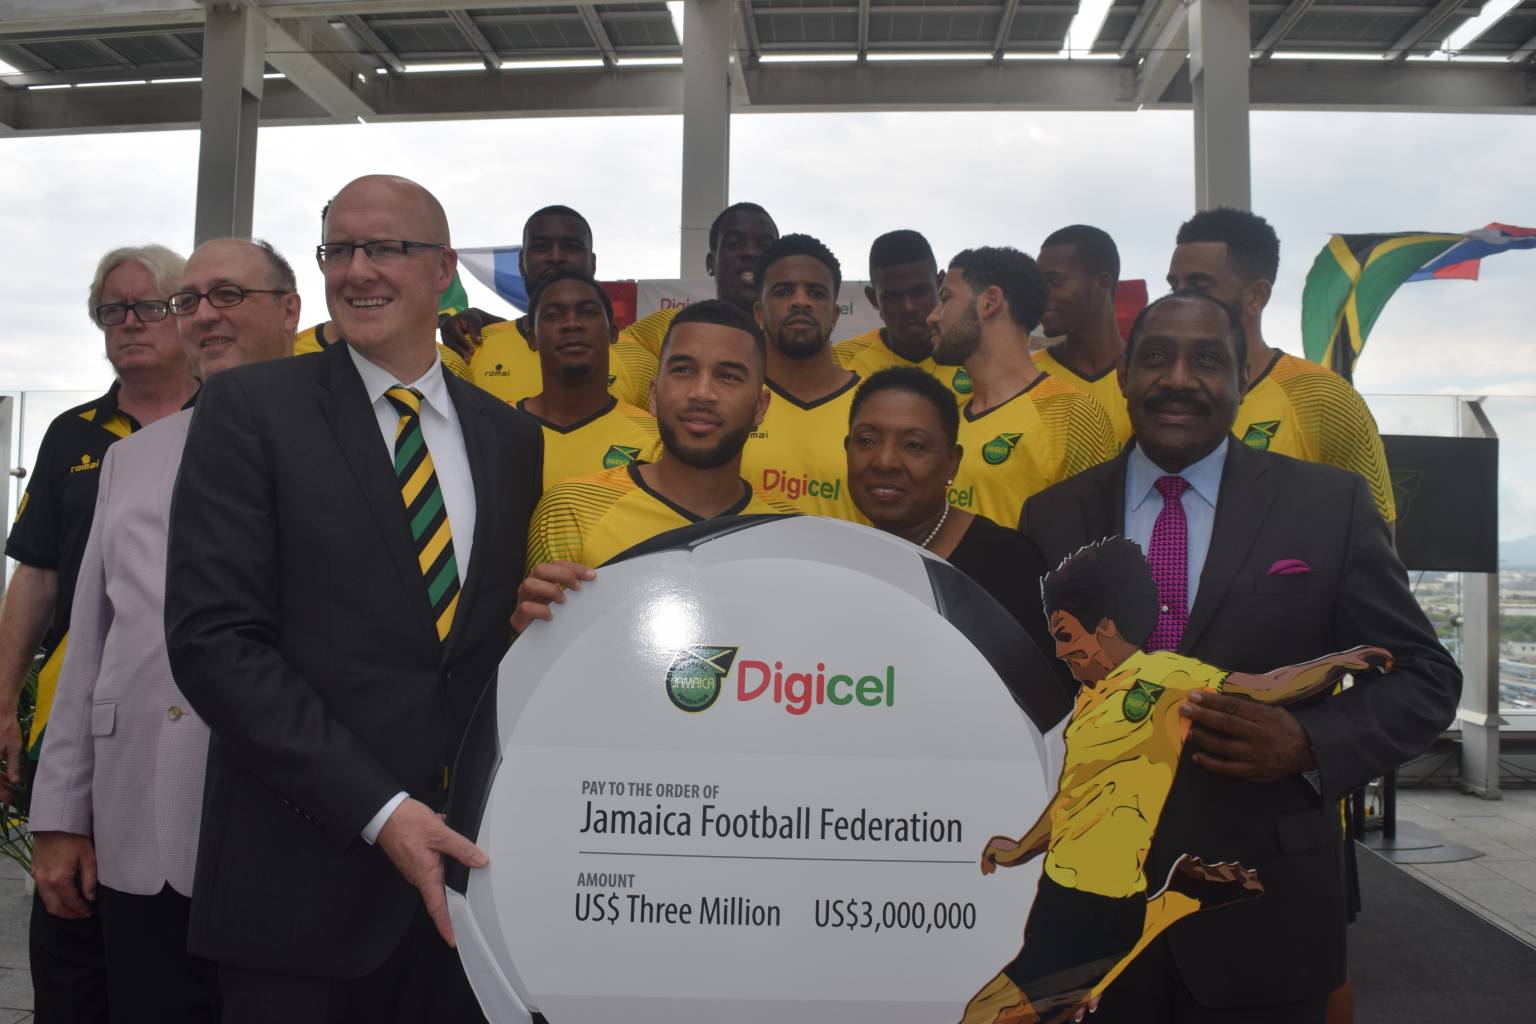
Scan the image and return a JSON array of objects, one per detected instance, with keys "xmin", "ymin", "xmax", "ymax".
[{"xmin": 1268, "ymin": 559, "xmax": 1312, "ymax": 576}]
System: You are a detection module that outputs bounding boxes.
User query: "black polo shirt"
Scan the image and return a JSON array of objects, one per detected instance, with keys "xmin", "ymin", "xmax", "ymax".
[{"xmin": 6, "ymin": 383, "xmax": 141, "ymax": 755}]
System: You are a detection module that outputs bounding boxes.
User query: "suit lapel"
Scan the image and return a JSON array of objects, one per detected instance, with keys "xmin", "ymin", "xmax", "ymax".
[
  {"xmin": 1180, "ymin": 442, "xmax": 1277, "ymax": 653},
  {"xmin": 316, "ymin": 344, "xmax": 438, "ymax": 644},
  {"xmin": 441, "ymin": 373, "xmax": 498, "ymax": 662},
  {"xmin": 1076, "ymin": 448, "xmax": 1130, "ymax": 551}
]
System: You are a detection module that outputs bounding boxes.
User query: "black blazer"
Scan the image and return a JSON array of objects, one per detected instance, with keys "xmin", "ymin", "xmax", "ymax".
[
  {"xmin": 1020, "ymin": 441, "xmax": 1460, "ymax": 1009},
  {"xmin": 165, "ymin": 342, "xmax": 543, "ymax": 978}
]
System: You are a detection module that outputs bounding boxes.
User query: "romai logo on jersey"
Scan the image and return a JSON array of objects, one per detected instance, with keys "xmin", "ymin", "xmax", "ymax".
[{"xmin": 666, "ymin": 645, "xmax": 895, "ymax": 716}]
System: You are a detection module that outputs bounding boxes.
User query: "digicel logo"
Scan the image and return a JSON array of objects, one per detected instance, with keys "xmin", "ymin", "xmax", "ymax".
[
  {"xmin": 760, "ymin": 468, "xmax": 842, "ymax": 502},
  {"xmin": 737, "ymin": 659, "xmax": 894, "ymax": 715}
]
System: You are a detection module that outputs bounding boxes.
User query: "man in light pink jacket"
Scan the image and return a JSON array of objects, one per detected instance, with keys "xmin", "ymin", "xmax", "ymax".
[{"xmin": 30, "ymin": 237, "xmax": 301, "ymax": 1022}]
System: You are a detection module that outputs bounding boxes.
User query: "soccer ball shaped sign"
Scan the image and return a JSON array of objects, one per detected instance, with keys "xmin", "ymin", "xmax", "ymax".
[{"xmin": 447, "ymin": 515, "xmax": 1069, "ymax": 1023}]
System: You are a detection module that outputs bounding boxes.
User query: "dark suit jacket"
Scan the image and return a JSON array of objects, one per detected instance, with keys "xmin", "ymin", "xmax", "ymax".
[
  {"xmin": 165, "ymin": 342, "xmax": 542, "ymax": 978},
  {"xmin": 1020, "ymin": 441, "xmax": 1460, "ymax": 1009}
]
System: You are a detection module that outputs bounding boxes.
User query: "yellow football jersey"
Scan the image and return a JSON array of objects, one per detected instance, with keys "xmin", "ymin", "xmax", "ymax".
[
  {"xmin": 739, "ymin": 376, "xmax": 866, "ymax": 522},
  {"xmin": 619, "ymin": 305, "xmax": 682, "ymax": 358},
  {"xmin": 1031, "ymin": 345, "xmax": 1132, "ymax": 445},
  {"xmin": 1236, "ymin": 352, "xmax": 1396, "ymax": 523},
  {"xmin": 526, "ymin": 462, "xmax": 799, "ymax": 570},
  {"xmin": 833, "ymin": 328, "xmax": 970, "ymax": 407},
  {"xmin": 1049, "ymin": 650, "xmax": 1228, "ymax": 898},
  {"xmin": 519, "ymin": 397, "xmax": 663, "ymax": 491},
  {"xmin": 468, "ymin": 319, "xmax": 657, "ymax": 410},
  {"xmin": 952, "ymin": 374, "xmax": 1119, "ymax": 528},
  {"xmin": 293, "ymin": 322, "xmax": 470, "ymax": 381}
]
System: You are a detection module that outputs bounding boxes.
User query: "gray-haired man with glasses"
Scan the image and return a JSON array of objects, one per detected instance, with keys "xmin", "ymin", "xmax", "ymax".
[
  {"xmin": 3, "ymin": 244, "xmax": 197, "ymax": 1024},
  {"xmin": 30, "ymin": 237, "xmax": 300, "ymax": 1023}
]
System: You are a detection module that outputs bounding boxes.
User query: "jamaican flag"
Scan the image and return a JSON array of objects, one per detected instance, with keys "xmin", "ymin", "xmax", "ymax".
[
  {"xmin": 438, "ymin": 271, "xmax": 470, "ymax": 317},
  {"xmin": 1300, "ymin": 233, "xmax": 1462, "ymax": 380}
]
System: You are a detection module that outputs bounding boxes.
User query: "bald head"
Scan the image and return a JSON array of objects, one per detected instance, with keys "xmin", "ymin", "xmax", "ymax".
[
  {"xmin": 325, "ymin": 175, "xmax": 450, "ymax": 246},
  {"xmin": 320, "ymin": 174, "xmax": 457, "ymax": 378}
]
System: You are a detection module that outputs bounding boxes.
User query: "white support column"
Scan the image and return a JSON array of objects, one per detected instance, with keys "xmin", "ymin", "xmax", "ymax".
[
  {"xmin": 195, "ymin": 2, "xmax": 265, "ymax": 245},
  {"xmin": 1188, "ymin": 0, "xmax": 1251, "ymax": 211},
  {"xmin": 1458, "ymin": 398, "xmax": 1501, "ymax": 799},
  {"xmin": 679, "ymin": 0, "xmax": 732, "ymax": 282}
]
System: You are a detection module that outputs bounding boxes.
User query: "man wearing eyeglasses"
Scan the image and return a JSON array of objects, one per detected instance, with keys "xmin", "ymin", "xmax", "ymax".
[
  {"xmin": 29, "ymin": 237, "xmax": 300, "ymax": 1023},
  {"xmin": 165, "ymin": 175, "xmax": 542, "ymax": 1023},
  {"xmin": 1, "ymin": 244, "xmax": 196, "ymax": 1024}
]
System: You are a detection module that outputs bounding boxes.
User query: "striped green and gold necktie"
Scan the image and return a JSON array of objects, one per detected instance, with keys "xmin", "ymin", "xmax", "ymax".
[{"xmin": 385, "ymin": 385, "xmax": 459, "ymax": 642}]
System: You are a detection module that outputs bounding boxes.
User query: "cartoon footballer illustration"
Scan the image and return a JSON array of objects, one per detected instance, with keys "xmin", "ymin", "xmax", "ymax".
[{"xmin": 960, "ymin": 538, "xmax": 1392, "ymax": 1024}]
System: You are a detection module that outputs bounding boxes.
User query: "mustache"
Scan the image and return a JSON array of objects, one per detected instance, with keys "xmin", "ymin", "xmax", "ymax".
[{"xmin": 1145, "ymin": 390, "xmax": 1213, "ymax": 416}]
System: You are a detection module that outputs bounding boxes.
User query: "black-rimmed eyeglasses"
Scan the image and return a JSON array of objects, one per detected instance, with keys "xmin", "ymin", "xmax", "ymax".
[
  {"xmin": 168, "ymin": 284, "xmax": 291, "ymax": 316},
  {"xmin": 315, "ymin": 240, "xmax": 447, "ymax": 266},
  {"xmin": 95, "ymin": 299, "xmax": 171, "ymax": 327}
]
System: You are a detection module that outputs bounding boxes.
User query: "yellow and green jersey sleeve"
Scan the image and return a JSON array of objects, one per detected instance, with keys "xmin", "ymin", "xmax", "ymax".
[
  {"xmin": 951, "ymin": 374, "xmax": 1119, "ymax": 528},
  {"xmin": 739, "ymin": 376, "xmax": 867, "ymax": 522},
  {"xmin": 609, "ymin": 338, "xmax": 659, "ymax": 408},
  {"xmin": 469, "ymin": 319, "xmax": 654, "ymax": 409},
  {"xmin": 835, "ymin": 328, "xmax": 969, "ymax": 407},
  {"xmin": 619, "ymin": 305, "xmax": 683, "ymax": 359},
  {"xmin": 1236, "ymin": 352, "xmax": 1395, "ymax": 523},
  {"xmin": 525, "ymin": 462, "xmax": 797, "ymax": 571},
  {"xmin": 294, "ymin": 322, "xmax": 469, "ymax": 381},
  {"xmin": 1032, "ymin": 346, "xmax": 1132, "ymax": 445},
  {"xmin": 522, "ymin": 399, "xmax": 662, "ymax": 492}
]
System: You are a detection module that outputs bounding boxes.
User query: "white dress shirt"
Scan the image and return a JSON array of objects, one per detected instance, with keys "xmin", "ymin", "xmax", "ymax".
[
  {"xmin": 347, "ymin": 345, "xmax": 476, "ymax": 843},
  {"xmin": 1124, "ymin": 438, "xmax": 1227, "ymax": 608}
]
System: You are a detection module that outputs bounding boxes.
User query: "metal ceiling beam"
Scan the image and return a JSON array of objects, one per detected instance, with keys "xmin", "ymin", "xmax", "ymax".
[
  {"xmin": 1254, "ymin": 0, "xmax": 1318, "ymax": 59},
  {"xmin": 256, "ymin": 12, "xmax": 376, "ymax": 119},
  {"xmin": 448, "ymin": 10, "xmax": 501, "ymax": 71},
  {"xmin": 1384, "ymin": 0, "xmax": 1467, "ymax": 62},
  {"xmin": 1118, "ymin": 0, "xmax": 1178, "ymax": 59},
  {"xmin": 576, "ymin": 6, "xmax": 619, "ymax": 67},
  {"xmin": 992, "ymin": 0, "xmax": 1022, "ymax": 64},
  {"xmin": 341, "ymin": 15, "xmax": 406, "ymax": 74},
  {"xmin": 1515, "ymin": 30, "xmax": 1536, "ymax": 63},
  {"xmin": 83, "ymin": 37, "xmax": 135, "ymax": 70},
  {"xmin": 737, "ymin": 0, "xmax": 763, "ymax": 64},
  {"xmin": 2, "ymin": 41, "xmax": 57, "ymax": 72},
  {"xmin": 1132, "ymin": 0, "xmax": 1190, "ymax": 105},
  {"xmin": 1, "ymin": 60, "xmax": 1531, "ymax": 135}
]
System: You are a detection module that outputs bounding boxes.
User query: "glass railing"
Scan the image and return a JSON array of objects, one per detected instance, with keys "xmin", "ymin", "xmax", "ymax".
[{"xmin": 4, "ymin": 388, "xmax": 1535, "ymax": 720}]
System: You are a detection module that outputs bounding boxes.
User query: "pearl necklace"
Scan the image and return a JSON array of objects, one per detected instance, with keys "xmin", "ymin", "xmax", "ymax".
[{"xmin": 920, "ymin": 503, "xmax": 951, "ymax": 549}]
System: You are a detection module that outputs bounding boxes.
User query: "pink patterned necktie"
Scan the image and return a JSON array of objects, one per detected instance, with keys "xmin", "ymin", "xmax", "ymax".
[{"xmin": 1146, "ymin": 475, "xmax": 1190, "ymax": 652}]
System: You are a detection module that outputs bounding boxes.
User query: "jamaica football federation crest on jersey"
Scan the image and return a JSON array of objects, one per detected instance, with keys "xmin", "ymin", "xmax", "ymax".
[
  {"xmin": 602, "ymin": 444, "xmax": 643, "ymax": 469},
  {"xmin": 1122, "ymin": 679, "xmax": 1166, "ymax": 723},
  {"xmin": 982, "ymin": 433, "xmax": 1023, "ymax": 465},
  {"xmin": 951, "ymin": 367, "xmax": 974, "ymax": 395},
  {"xmin": 665, "ymin": 645, "xmax": 740, "ymax": 713},
  {"xmin": 1241, "ymin": 420, "xmax": 1282, "ymax": 451}
]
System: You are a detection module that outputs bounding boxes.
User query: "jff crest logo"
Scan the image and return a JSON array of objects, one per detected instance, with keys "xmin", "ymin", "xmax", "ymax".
[
  {"xmin": 665, "ymin": 646, "xmax": 739, "ymax": 712},
  {"xmin": 1122, "ymin": 679, "xmax": 1166, "ymax": 723},
  {"xmin": 603, "ymin": 445, "xmax": 642, "ymax": 469},
  {"xmin": 951, "ymin": 368, "xmax": 974, "ymax": 395},
  {"xmin": 982, "ymin": 433, "xmax": 1022, "ymax": 465},
  {"xmin": 1241, "ymin": 420, "xmax": 1282, "ymax": 451}
]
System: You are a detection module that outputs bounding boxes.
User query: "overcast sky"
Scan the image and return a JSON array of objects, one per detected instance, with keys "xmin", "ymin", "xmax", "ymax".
[{"xmin": 1, "ymin": 108, "xmax": 1532, "ymax": 535}]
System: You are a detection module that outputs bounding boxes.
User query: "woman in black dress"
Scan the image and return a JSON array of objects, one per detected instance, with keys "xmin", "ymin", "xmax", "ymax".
[{"xmin": 844, "ymin": 367, "xmax": 1071, "ymax": 694}]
